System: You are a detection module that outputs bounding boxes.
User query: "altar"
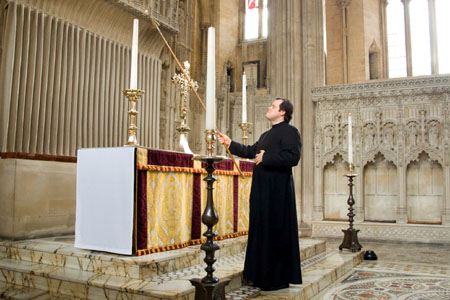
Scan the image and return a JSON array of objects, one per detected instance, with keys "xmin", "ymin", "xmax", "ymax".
[{"xmin": 75, "ymin": 147, "xmax": 253, "ymax": 255}]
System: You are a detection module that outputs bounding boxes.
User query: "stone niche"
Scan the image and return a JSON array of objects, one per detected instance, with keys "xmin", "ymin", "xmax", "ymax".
[{"xmin": 311, "ymin": 75, "xmax": 450, "ymax": 243}]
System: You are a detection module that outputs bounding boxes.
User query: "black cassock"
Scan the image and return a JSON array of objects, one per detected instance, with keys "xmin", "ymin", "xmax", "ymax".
[{"xmin": 229, "ymin": 121, "xmax": 302, "ymax": 291}]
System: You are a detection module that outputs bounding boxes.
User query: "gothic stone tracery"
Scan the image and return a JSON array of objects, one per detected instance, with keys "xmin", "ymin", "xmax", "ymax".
[{"xmin": 312, "ymin": 75, "xmax": 450, "ymax": 228}]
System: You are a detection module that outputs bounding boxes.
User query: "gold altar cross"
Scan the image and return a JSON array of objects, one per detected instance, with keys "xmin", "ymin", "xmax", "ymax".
[{"xmin": 172, "ymin": 61, "xmax": 198, "ymax": 132}]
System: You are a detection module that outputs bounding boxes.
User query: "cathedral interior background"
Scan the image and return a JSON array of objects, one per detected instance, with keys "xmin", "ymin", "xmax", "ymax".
[{"xmin": 0, "ymin": 0, "xmax": 449, "ymax": 298}]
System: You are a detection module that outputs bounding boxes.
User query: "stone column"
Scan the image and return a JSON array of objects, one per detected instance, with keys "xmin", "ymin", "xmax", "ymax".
[
  {"xmin": 337, "ymin": 0, "xmax": 350, "ymax": 83},
  {"xmin": 428, "ymin": 0, "xmax": 438, "ymax": 74},
  {"xmin": 301, "ymin": 0, "xmax": 326, "ymax": 234},
  {"xmin": 258, "ymin": 1, "xmax": 264, "ymax": 39},
  {"xmin": 380, "ymin": 0, "xmax": 389, "ymax": 78},
  {"xmin": 267, "ymin": 0, "xmax": 302, "ymax": 99},
  {"xmin": 443, "ymin": 164, "xmax": 450, "ymax": 225},
  {"xmin": 267, "ymin": 0, "xmax": 303, "ymax": 229},
  {"xmin": 397, "ymin": 165, "xmax": 408, "ymax": 223},
  {"xmin": 313, "ymin": 135, "xmax": 324, "ymax": 221},
  {"xmin": 397, "ymin": 109, "xmax": 408, "ymax": 223},
  {"xmin": 355, "ymin": 163, "xmax": 364, "ymax": 222},
  {"xmin": 444, "ymin": 101, "xmax": 450, "ymax": 224},
  {"xmin": 402, "ymin": 0, "xmax": 413, "ymax": 76}
]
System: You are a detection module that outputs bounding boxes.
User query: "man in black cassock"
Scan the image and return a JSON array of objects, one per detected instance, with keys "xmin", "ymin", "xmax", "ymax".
[{"xmin": 217, "ymin": 97, "xmax": 302, "ymax": 291}]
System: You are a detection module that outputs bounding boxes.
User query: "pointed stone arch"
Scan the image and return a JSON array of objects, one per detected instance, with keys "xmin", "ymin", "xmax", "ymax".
[
  {"xmin": 406, "ymin": 151, "xmax": 444, "ymax": 224},
  {"xmin": 323, "ymin": 154, "xmax": 352, "ymax": 221}
]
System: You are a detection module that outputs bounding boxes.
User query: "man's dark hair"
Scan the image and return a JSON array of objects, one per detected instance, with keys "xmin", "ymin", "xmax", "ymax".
[{"xmin": 276, "ymin": 97, "xmax": 293, "ymax": 123}]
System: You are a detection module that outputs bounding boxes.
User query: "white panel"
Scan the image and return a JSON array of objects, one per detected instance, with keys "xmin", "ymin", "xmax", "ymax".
[{"xmin": 75, "ymin": 147, "xmax": 135, "ymax": 255}]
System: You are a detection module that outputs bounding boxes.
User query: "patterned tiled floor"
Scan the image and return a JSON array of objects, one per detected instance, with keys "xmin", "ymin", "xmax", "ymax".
[
  {"xmin": 323, "ymin": 272, "xmax": 450, "ymax": 299},
  {"xmin": 316, "ymin": 238, "xmax": 450, "ymax": 300},
  {"xmin": 226, "ymin": 285, "xmax": 261, "ymax": 300},
  {"xmin": 148, "ymin": 252, "xmax": 245, "ymax": 284}
]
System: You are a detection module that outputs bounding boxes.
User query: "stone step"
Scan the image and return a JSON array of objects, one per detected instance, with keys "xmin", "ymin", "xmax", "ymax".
[
  {"xmin": 0, "ymin": 237, "xmax": 325, "ymax": 280},
  {"xmin": 0, "ymin": 249, "xmax": 363, "ymax": 300},
  {"xmin": 0, "ymin": 281, "xmax": 83, "ymax": 300},
  {"xmin": 0, "ymin": 252, "xmax": 241, "ymax": 299},
  {"xmin": 0, "ymin": 239, "xmax": 331, "ymax": 300},
  {"xmin": 225, "ymin": 250, "xmax": 364, "ymax": 300}
]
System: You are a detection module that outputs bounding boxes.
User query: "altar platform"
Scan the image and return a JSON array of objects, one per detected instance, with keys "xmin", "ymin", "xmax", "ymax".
[{"xmin": 0, "ymin": 235, "xmax": 363, "ymax": 299}]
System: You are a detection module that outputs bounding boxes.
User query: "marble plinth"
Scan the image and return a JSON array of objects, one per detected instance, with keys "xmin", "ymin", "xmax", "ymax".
[
  {"xmin": 0, "ymin": 236, "xmax": 354, "ymax": 300},
  {"xmin": 312, "ymin": 221, "xmax": 450, "ymax": 244}
]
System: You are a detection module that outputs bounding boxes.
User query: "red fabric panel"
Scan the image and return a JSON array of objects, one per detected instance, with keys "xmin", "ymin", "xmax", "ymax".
[
  {"xmin": 191, "ymin": 174, "xmax": 202, "ymax": 240},
  {"xmin": 137, "ymin": 170, "xmax": 148, "ymax": 251},
  {"xmin": 233, "ymin": 175, "xmax": 239, "ymax": 232},
  {"xmin": 202, "ymin": 159, "xmax": 234, "ymax": 170},
  {"xmin": 239, "ymin": 160, "xmax": 255, "ymax": 172},
  {"xmin": 147, "ymin": 149, "xmax": 193, "ymax": 167}
]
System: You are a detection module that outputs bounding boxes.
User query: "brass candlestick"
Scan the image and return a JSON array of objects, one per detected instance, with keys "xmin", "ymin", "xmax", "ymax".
[
  {"xmin": 348, "ymin": 162, "xmax": 354, "ymax": 174},
  {"xmin": 204, "ymin": 129, "xmax": 216, "ymax": 158},
  {"xmin": 238, "ymin": 122, "xmax": 252, "ymax": 145},
  {"xmin": 123, "ymin": 89, "xmax": 144, "ymax": 146},
  {"xmin": 339, "ymin": 163, "xmax": 362, "ymax": 252}
]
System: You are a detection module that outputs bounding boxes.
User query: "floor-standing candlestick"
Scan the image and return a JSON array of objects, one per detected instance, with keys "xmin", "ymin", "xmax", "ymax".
[
  {"xmin": 123, "ymin": 89, "xmax": 144, "ymax": 146},
  {"xmin": 190, "ymin": 152, "xmax": 229, "ymax": 299},
  {"xmin": 339, "ymin": 165, "xmax": 362, "ymax": 252}
]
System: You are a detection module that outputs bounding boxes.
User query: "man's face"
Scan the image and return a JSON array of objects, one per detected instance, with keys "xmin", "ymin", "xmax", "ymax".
[{"xmin": 266, "ymin": 99, "xmax": 285, "ymax": 122}]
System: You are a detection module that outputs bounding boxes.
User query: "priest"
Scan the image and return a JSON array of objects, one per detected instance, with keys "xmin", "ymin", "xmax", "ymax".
[{"xmin": 217, "ymin": 97, "xmax": 302, "ymax": 291}]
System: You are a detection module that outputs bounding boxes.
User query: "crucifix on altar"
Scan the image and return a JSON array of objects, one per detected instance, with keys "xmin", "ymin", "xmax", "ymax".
[{"xmin": 172, "ymin": 61, "xmax": 198, "ymax": 154}]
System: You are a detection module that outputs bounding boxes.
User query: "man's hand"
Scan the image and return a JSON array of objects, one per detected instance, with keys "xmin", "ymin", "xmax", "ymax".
[
  {"xmin": 216, "ymin": 129, "xmax": 231, "ymax": 147},
  {"xmin": 255, "ymin": 150, "xmax": 265, "ymax": 165}
]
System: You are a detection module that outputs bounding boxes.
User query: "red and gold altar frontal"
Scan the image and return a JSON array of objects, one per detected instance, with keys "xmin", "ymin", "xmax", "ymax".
[{"xmin": 135, "ymin": 148, "xmax": 253, "ymax": 256}]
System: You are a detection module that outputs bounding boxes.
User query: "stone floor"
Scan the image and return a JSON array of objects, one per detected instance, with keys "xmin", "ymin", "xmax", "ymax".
[{"xmin": 311, "ymin": 238, "xmax": 450, "ymax": 300}]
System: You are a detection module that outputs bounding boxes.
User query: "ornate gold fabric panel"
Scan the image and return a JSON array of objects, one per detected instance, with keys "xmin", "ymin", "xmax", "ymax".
[
  {"xmin": 238, "ymin": 176, "xmax": 252, "ymax": 232},
  {"xmin": 146, "ymin": 172, "xmax": 193, "ymax": 247},
  {"xmin": 201, "ymin": 174, "xmax": 235, "ymax": 236},
  {"xmin": 136, "ymin": 148, "xmax": 148, "ymax": 166}
]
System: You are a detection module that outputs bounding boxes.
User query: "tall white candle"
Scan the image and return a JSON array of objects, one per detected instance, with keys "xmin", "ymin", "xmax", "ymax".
[
  {"xmin": 130, "ymin": 19, "xmax": 139, "ymax": 90},
  {"xmin": 205, "ymin": 27, "xmax": 216, "ymax": 130},
  {"xmin": 242, "ymin": 73, "xmax": 247, "ymax": 123},
  {"xmin": 348, "ymin": 113, "xmax": 353, "ymax": 164}
]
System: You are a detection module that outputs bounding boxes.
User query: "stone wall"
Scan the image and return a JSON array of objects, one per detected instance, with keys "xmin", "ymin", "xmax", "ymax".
[
  {"xmin": 0, "ymin": 159, "xmax": 76, "ymax": 239},
  {"xmin": 325, "ymin": 0, "xmax": 385, "ymax": 84},
  {"xmin": 311, "ymin": 75, "xmax": 450, "ymax": 243}
]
